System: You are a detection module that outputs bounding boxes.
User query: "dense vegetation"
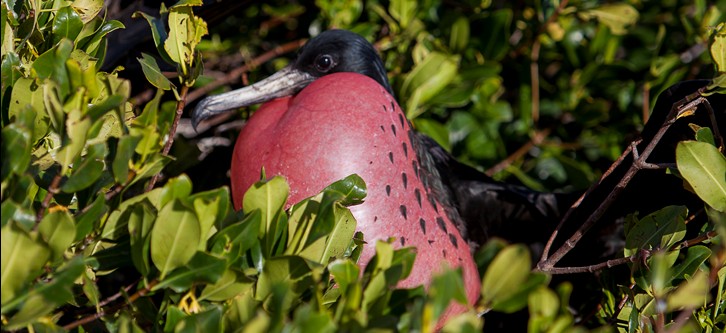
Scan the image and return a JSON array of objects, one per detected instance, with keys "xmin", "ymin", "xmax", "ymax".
[{"xmin": 1, "ymin": 0, "xmax": 724, "ymax": 332}]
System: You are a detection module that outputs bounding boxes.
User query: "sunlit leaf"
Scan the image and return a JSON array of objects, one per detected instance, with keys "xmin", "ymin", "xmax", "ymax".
[
  {"xmin": 676, "ymin": 141, "xmax": 726, "ymax": 212},
  {"xmin": 151, "ymin": 199, "xmax": 201, "ymax": 278},
  {"xmin": 1, "ymin": 223, "xmax": 51, "ymax": 306}
]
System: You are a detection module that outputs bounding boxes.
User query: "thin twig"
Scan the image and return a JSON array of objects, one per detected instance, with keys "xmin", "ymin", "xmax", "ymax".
[
  {"xmin": 539, "ymin": 143, "xmax": 635, "ymax": 263},
  {"xmin": 537, "ymin": 89, "xmax": 706, "ymax": 271},
  {"xmin": 186, "ymin": 39, "xmax": 306, "ymax": 104},
  {"xmin": 35, "ymin": 173, "xmax": 63, "ymax": 225},
  {"xmin": 62, "ymin": 280, "xmax": 158, "ymax": 331},
  {"xmin": 528, "ymin": 0, "xmax": 569, "ymax": 124},
  {"xmin": 146, "ymin": 85, "xmax": 190, "ymax": 191},
  {"xmin": 485, "ymin": 128, "xmax": 550, "ymax": 176}
]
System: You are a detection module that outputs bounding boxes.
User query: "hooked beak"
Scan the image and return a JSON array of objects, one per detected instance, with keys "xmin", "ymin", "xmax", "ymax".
[{"xmin": 191, "ymin": 66, "xmax": 315, "ymax": 129}]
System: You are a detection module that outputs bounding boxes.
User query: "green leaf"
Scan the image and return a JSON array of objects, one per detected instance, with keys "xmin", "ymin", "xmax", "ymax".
[
  {"xmin": 128, "ymin": 199, "xmax": 156, "ymax": 276},
  {"xmin": 488, "ymin": 272, "xmax": 549, "ymax": 313},
  {"xmin": 153, "ymin": 251, "xmax": 226, "ymax": 292},
  {"xmin": 52, "ymin": 6, "xmax": 83, "ymax": 44},
  {"xmin": 189, "ymin": 187, "xmax": 230, "ymax": 246},
  {"xmin": 666, "ymin": 270, "xmax": 711, "ymax": 310},
  {"xmin": 4, "ymin": 257, "xmax": 84, "ymax": 329},
  {"xmin": 138, "ymin": 53, "xmax": 174, "ymax": 90},
  {"xmin": 256, "ymin": 256, "xmax": 312, "ymax": 301},
  {"xmin": 1, "ymin": 222, "xmax": 51, "ymax": 306},
  {"xmin": 159, "ymin": 174, "xmax": 193, "ymax": 208},
  {"xmin": 676, "ymin": 141, "xmax": 726, "ymax": 212},
  {"xmin": 35, "ymin": 39, "xmax": 74, "ymax": 97},
  {"xmin": 428, "ymin": 268, "xmax": 468, "ymax": 319},
  {"xmin": 580, "ymin": 3, "xmax": 639, "ymax": 35},
  {"xmin": 164, "ymin": 5, "xmax": 207, "ymax": 74},
  {"xmin": 86, "ymin": 94, "xmax": 126, "ymax": 123},
  {"xmin": 132, "ymin": 11, "xmax": 174, "ymax": 65},
  {"xmin": 481, "ymin": 244, "xmax": 531, "ymax": 309},
  {"xmin": 38, "ymin": 210, "xmax": 76, "ymax": 260},
  {"xmin": 61, "ymin": 143, "xmax": 106, "ymax": 193},
  {"xmin": 113, "ymin": 135, "xmax": 141, "ymax": 183},
  {"xmin": 1, "ymin": 52, "xmax": 22, "ymax": 90},
  {"xmin": 151, "ymin": 199, "xmax": 201, "ymax": 278},
  {"xmin": 289, "ymin": 303, "xmax": 336, "ymax": 333},
  {"xmin": 709, "ymin": 23, "xmax": 725, "ymax": 73},
  {"xmin": 71, "ymin": 0, "xmax": 104, "ymax": 23},
  {"xmin": 83, "ymin": 20, "xmax": 125, "ymax": 57},
  {"xmin": 55, "ymin": 108, "xmax": 92, "ymax": 174},
  {"xmin": 624, "ymin": 205, "xmax": 687, "ymax": 257},
  {"xmin": 323, "ymin": 174, "xmax": 367, "ymax": 206},
  {"xmin": 74, "ymin": 195, "xmax": 107, "ymax": 242},
  {"xmin": 402, "ymin": 52, "xmax": 460, "ymax": 119},
  {"xmin": 174, "ymin": 306, "xmax": 223, "ymax": 333},
  {"xmin": 389, "ymin": 0, "xmax": 417, "ymax": 29},
  {"xmin": 243, "ymin": 176, "xmax": 289, "ymax": 254},
  {"xmin": 199, "ymin": 269, "xmax": 253, "ymax": 302},
  {"xmin": 1, "ymin": 201, "xmax": 36, "ymax": 231},
  {"xmin": 669, "ymin": 245, "xmax": 711, "ymax": 284},
  {"xmin": 449, "ymin": 17, "xmax": 470, "ymax": 53},
  {"xmin": 329, "ymin": 259, "xmax": 359, "ymax": 295},
  {"xmin": 1, "ymin": 124, "xmax": 32, "ymax": 181}
]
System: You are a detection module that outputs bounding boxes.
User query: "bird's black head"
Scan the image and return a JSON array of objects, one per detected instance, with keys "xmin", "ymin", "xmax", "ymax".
[
  {"xmin": 292, "ymin": 30, "xmax": 392, "ymax": 95},
  {"xmin": 191, "ymin": 30, "xmax": 391, "ymax": 129}
]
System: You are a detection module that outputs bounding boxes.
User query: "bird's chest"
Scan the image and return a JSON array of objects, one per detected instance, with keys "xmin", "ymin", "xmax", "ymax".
[{"xmin": 229, "ymin": 73, "xmax": 479, "ymax": 308}]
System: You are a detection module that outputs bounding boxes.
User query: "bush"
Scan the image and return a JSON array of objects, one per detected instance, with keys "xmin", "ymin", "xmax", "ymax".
[{"xmin": 1, "ymin": 0, "xmax": 724, "ymax": 332}]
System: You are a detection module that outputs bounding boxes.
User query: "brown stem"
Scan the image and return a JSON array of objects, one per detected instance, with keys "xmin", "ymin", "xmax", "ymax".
[
  {"xmin": 537, "ymin": 90, "xmax": 706, "ymax": 271},
  {"xmin": 539, "ymin": 143, "xmax": 635, "ymax": 263},
  {"xmin": 62, "ymin": 279, "xmax": 158, "ymax": 331},
  {"xmin": 544, "ymin": 256, "xmax": 639, "ymax": 274},
  {"xmin": 485, "ymin": 128, "xmax": 551, "ymax": 176},
  {"xmin": 186, "ymin": 39, "xmax": 306, "ymax": 104},
  {"xmin": 146, "ymin": 85, "xmax": 190, "ymax": 191},
  {"xmin": 35, "ymin": 173, "xmax": 63, "ymax": 225}
]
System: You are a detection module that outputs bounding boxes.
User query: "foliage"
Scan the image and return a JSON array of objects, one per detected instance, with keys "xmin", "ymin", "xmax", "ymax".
[{"xmin": 1, "ymin": 0, "xmax": 725, "ymax": 332}]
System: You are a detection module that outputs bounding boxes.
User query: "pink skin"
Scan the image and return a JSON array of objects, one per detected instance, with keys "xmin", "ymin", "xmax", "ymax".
[{"xmin": 230, "ymin": 73, "xmax": 480, "ymax": 321}]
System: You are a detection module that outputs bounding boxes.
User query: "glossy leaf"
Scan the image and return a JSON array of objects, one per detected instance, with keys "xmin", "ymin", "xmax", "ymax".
[
  {"xmin": 151, "ymin": 199, "xmax": 201, "ymax": 278},
  {"xmin": 676, "ymin": 141, "xmax": 726, "ymax": 212},
  {"xmin": 52, "ymin": 6, "xmax": 83, "ymax": 44}
]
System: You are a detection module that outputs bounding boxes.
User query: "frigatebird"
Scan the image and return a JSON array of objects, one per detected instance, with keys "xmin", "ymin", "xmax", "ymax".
[{"xmin": 191, "ymin": 30, "xmax": 578, "ymax": 319}]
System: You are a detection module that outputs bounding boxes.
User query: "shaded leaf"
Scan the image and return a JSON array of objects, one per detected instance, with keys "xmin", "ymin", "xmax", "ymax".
[{"xmin": 153, "ymin": 251, "xmax": 226, "ymax": 292}]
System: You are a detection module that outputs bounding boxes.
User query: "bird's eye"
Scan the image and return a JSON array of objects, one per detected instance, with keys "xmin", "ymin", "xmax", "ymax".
[{"xmin": 314, "ymin": 54, "xmax": 335, "ymax": 72}]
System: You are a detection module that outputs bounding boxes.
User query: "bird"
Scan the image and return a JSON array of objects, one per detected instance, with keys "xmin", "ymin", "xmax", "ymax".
[{"xmin": 191, "ymin": 29, "xmax": 579, "ymax": 321}]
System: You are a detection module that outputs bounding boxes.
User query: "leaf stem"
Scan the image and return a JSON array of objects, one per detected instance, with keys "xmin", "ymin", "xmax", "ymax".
[{"xmin": 146, "ymin": 85, "xmax": 190, "ymax": 191}]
